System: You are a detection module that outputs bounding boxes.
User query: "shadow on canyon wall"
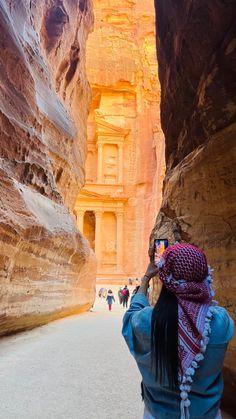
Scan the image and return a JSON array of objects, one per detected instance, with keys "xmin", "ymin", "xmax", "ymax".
[{"xmin": 152, "ymin": 0, "xmax": 236, "ymax": 415}]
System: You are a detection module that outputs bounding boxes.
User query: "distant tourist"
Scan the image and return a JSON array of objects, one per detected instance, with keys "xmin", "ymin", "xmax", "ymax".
[
  {"xmin": 128, "ymin": 277, "xmax": 133, "ymax": 285},
  {"xmin": 118, "ymin": 287, "xmax": 123, "ymax": 304},
  {"xmin": 122, "ymin": 285, "xmax": 130, "ymax": 308},
  {"xmin": 122, "ymin": 243, "xmax": 234, "ymax": 419},
  {"xmin": 106, "ymin": 289, "xmax": 115, "ymax": 311},
  {"xmin": 135, "ymin": 277, "xmax": 139, "ymax": 286},
  {"xmin": 98, "ymin": 287, "xmax": 107, "ymax": 298},
  {"xmin": 98, "ymin": 288, "xmax": 103, "ymax": 298}
]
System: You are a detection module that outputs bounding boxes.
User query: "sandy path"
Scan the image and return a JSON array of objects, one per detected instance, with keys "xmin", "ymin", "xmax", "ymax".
[
  {"xmin": 0, "ymin": 287, "xmax": 142, "ymax": 419},
  {"xmin": 0, "ymin": 286, "xmax": 232, "ymax": 419}
]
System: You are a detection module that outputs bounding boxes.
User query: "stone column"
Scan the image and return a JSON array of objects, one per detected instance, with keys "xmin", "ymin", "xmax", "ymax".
[
  {"xmin": 97, "ymin": 143, "xmax": 103, "ymax": 183},
  {"xmin": 118, "ymin": 143, "xmax": 123, "ymax": 183},
  {"xmin": 116, "ymin": 211, "xmax": 124, "ymax": 272},
  {"xmin": 95, "ymin": 210, "xmax": 103, "ymax": 269},
  {"xmin": 77, "ymin": 210, "xmax": 85, "ymax": 233}
]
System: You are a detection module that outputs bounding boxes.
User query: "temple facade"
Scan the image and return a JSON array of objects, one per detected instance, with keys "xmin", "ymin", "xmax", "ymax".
[{"xmin": 74, "ymin": 0, "xmax": 165, "ymax": 281}]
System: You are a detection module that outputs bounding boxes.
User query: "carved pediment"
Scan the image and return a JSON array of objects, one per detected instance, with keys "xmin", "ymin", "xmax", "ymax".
[
  {"xmin": 95, "ymin": 112, "xmax": 130, "ymax": 140},
  {"xmin": 79, "ymin": 189, "xmax": 110, "ymax": 199},
  {"xmin": 78, "ymin": 188, "xmax": 127, "ymax": 203}
]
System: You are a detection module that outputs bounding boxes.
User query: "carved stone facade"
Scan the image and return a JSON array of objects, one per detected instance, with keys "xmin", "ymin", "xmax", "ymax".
[{"xmin": 74, "ymin": 0, "xmax": 165, "ymax": 281}]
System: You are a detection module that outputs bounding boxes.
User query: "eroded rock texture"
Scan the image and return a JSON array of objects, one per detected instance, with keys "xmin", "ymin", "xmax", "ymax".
[
  {"xmin": 0, "ymin": 0, "xmax": 96, "ymax": 335},
  {"xmin": 153, "ymin": 0, "xmax": 236, "ymax": 412}
]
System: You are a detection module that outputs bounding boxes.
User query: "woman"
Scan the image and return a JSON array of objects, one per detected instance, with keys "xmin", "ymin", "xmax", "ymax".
[
  {"xmin": 122, "ymin": 243, "xmax": 234, "ymax": 419},
  {"xmin": 106, "ymin": 289, "xmax": 115, "ymax": 311}
]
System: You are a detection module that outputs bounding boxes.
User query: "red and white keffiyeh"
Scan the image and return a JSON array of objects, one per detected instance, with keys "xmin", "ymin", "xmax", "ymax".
[{"xmin": 158, "ymin": 243, "xmax": 216, "ymax": 419}]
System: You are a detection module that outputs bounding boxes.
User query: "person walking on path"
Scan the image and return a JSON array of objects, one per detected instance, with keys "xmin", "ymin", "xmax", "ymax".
[
  {"xmin": 122, "ymin": 243, "xmax": 234, "ymax": 419},
  {"xmin": 106, "ymin": 289, "xmax": 115, "ymax": 311},
  {"xmin": 122, "ymin": 285, "xmax": 130, "ymax": 308},
  {"xmin": 118, "ymin": 287, "xmax": 123, "ymax": 304},
  {"xmin": 98, "ymin": 287, "xmax": 107, "ymax": 298}
]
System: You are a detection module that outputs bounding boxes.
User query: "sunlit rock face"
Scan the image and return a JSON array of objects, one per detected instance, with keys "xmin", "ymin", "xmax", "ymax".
[
  {"xmin": 0, "ymin": 0, "xmax": 96, "ymax": 335},
  {"xmin": 75, "ymin": 0, "xmax": 165, "ymax": 279},
  {"xmin": 153, "ymin": 0, "xmax": 236, "ymax": 412}
]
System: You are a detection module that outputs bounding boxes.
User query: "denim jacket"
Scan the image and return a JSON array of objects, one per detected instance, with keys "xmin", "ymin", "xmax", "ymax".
[
  {"xmin": 122, "ymin": 293, "xmax": 234, "ymax": 419},
  {"xmin": 106, "ymin": 295, "xmax": 115, "ymax": 304}
]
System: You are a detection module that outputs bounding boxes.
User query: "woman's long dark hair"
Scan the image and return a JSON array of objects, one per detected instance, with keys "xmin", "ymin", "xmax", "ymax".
[{"xmin": 151, "ymin": 285, "xmax": 179, "ymax": 388}]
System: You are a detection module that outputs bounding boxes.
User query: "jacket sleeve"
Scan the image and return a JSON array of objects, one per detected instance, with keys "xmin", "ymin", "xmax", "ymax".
[
  {"xmin": 122, "ymin": 293, "xmax": 150, "ymax": 356},
  {"xmin": 208, "ymin": 306, "xmax": 234, "ymax": 345}
]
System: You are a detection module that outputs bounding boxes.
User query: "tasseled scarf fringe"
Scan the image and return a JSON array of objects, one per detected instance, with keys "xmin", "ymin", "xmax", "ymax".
[{"xmin": 179, "ymin": 266, "xmax": 217, "ymax": 419}]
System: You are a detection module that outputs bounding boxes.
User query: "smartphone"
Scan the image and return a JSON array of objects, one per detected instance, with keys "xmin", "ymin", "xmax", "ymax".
[{"xmin": 153, "ymin": 239, "xmax": 168, "ymax": 266}]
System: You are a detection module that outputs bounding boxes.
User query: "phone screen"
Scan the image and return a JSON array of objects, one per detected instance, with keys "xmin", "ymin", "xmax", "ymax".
[{"xmin": 153, "ymin": 239, "xmax": 168, "ymax": 266}]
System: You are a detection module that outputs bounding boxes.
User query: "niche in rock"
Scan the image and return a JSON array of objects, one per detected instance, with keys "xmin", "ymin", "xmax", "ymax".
[
  {"xmin": 44, "ymin": 2, "xmax": 69, "ymax": 51},
  {"xmin": 102, "ymin": 212, "xmax": 117, "ymax": 268},
  {"xmin": 103, "ymin": 144, "xmax": 118, "ymax": 184},
  {"xmin": 65, "ymin": 41, "xmax": 80, "ymax": 86},
  {"xmin": 79, "ymin": 0, "xmax": 88, "ymax": 13}
]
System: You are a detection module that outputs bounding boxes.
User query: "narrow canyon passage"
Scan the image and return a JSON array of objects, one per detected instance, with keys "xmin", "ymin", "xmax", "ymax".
[{"xmin": 0, "ymin": 0, "xmax": 235, "ymax": 417}]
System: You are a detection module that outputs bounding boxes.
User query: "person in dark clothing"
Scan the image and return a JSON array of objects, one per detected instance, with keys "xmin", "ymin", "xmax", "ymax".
[
  {"xmin": 118, "ymin": 287, "xmax": 123, "ymax": 304},
  {"xmin": 122, "ymin": 285, "xmax": 130, "ymax": 308}
]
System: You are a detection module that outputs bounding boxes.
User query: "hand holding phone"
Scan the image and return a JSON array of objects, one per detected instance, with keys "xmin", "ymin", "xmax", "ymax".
[{"xmin": 153, "ymin": 239, "xmax": 168, "ymax": 266}]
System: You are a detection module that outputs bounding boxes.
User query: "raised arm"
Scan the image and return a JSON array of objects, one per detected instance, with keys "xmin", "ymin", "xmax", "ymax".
[
  {"xmin": 122, "ymin": 262, "xmax": 159, "ymax": 355},
  {"xmin": 137, "ymin": 262, "xmax": 159, "ymax": 296}
]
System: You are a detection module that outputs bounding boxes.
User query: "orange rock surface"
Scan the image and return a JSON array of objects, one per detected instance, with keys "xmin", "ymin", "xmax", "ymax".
[
  {"xmin": 75, "ymin": 0, "xmax": 165, "ymax": 280},
  {"xmin": 0, "ymin": 0, "xmax": 96, "ymax": 335}
]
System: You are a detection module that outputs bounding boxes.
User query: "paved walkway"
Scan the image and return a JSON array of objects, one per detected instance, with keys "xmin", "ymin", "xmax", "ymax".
[{"xmin": 0, "ymin": 286, "xmax": 232, "ymax": 419}]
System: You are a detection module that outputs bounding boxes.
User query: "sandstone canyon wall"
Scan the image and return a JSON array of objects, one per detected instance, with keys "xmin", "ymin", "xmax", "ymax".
[
  {"xmin": 153, "ymin": 0, "xmax": 236, "ymax": 412},
  {"xmin": 0, "ymin": 0, "xmax": 96, "ymax": 335},
  {"xmin": 75, "ymin": 0, "xmax": 165, "ymax": 280}
]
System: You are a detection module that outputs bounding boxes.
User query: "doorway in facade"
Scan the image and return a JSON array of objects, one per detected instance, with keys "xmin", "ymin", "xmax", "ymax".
[{"xmin": 83, "ymin": 211, "xmax": 95, "ymax": 251}]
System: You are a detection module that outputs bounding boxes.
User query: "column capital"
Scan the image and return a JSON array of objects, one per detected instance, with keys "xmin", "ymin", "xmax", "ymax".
[
  {"xmin": 95, "ymin": 209, "xmax": 103, "ymax": 218},
  {"xmin": 116, "ymin": 210, "xmax": 124, "ymax": 217},
  {"xmin": 117, "ymin": 143, "xmax": 123, "ymax": 149},
  {"xmin": 77, "ymin": 209, "xmax": 85, "ymax": 217}
]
